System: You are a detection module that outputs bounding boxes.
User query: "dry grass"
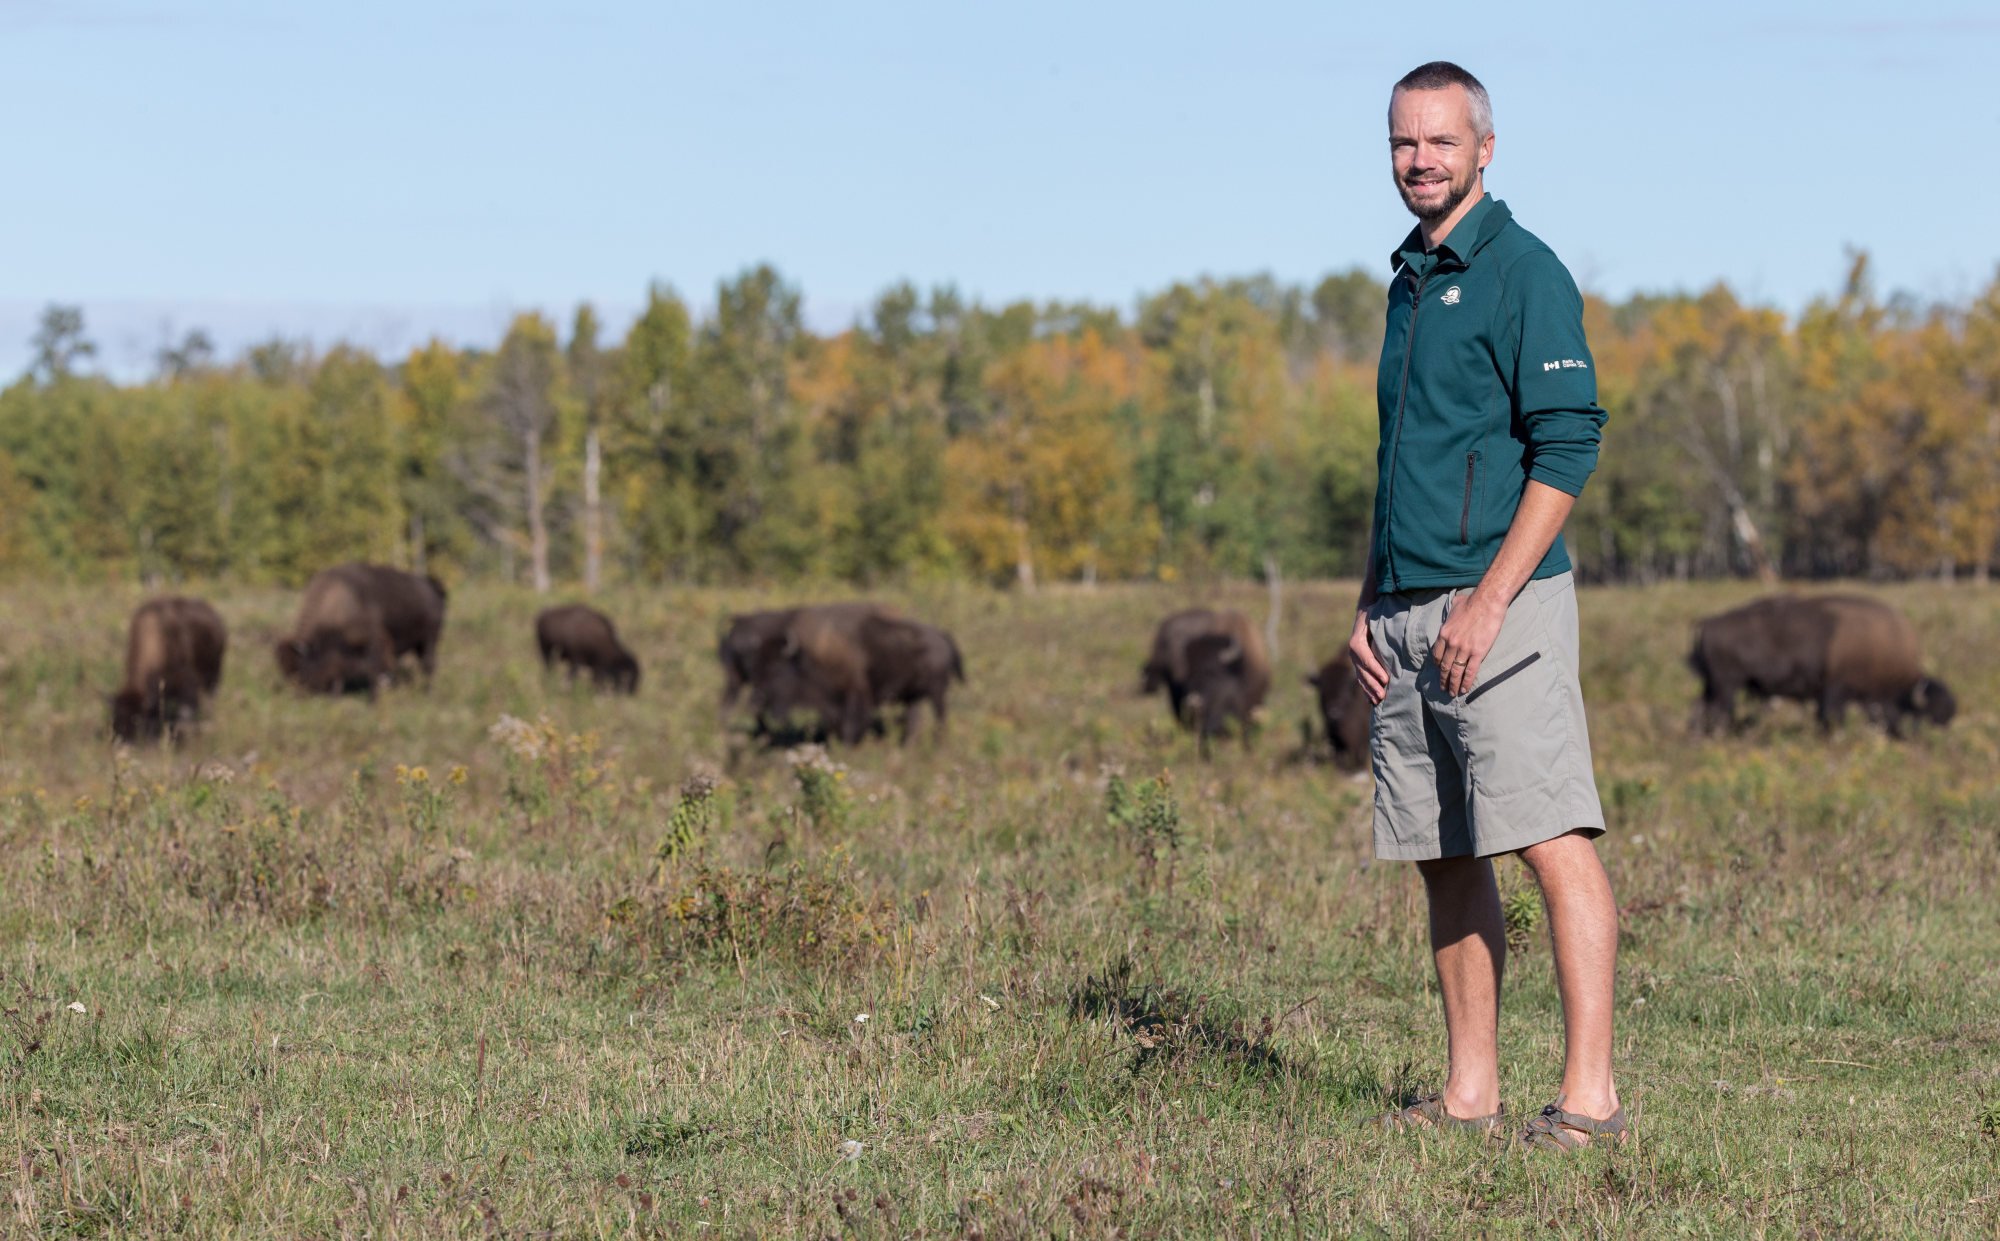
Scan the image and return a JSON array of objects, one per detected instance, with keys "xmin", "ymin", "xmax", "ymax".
[{"xmin": 1, "ymin": 577, "xmax": 1996, "ymax": 1237}]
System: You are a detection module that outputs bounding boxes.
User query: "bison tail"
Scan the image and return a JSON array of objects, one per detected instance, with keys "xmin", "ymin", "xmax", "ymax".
[{"xmin": 950, "ymin": 638, "xmax": 967, "ymax": 684}]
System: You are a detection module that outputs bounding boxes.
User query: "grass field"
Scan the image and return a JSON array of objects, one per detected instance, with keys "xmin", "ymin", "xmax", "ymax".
[{"xmin": 1, "ymin": 577, "xmax": 1995, "ymax": 1238}]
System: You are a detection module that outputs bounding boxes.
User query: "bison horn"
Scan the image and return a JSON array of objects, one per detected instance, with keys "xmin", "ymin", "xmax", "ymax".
[
  {"xmin": 1221, "ymin": 638, "xmax": 1243, "ymax": 664},
  {"xmin": 1910, "ymin": 679, "xmax": 1930, "ymax": 709}
]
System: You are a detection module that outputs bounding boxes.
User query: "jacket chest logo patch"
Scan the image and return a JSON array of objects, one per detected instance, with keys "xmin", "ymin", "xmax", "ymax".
[{"xmin": 1439, "ymin": 286, "xmax": 1462, "ymax": 305}]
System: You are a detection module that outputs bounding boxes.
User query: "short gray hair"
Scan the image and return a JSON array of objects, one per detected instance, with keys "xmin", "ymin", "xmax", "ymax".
[{"xmin": 1390, "ymin": 61, "xmax": 1492, "ymax": 138}]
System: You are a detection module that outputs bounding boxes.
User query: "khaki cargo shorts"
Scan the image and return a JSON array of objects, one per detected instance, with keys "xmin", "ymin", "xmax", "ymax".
[{"xmin": 1364, "ymin": 572, "xmax": 1604, "ymax": 860}]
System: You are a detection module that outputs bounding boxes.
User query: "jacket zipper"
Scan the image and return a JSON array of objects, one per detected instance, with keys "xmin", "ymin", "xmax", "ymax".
[
  {"xmin": 1459, "ymin": 451, "xmax": 1479, "ymax": 544},
  {"xmin": 1381, "ymin": 268, "xmax": 1427, "ymax": 590}
]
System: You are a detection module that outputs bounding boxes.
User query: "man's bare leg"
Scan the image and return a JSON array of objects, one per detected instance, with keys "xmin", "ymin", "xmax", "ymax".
[
  {"xmin": 1415, "ymin": 854, "xmax": 1506, "ymax": 1119},
  {"xmin": 1517, "ymin": 829, "xmax": 1620, "ymax": 1125}
]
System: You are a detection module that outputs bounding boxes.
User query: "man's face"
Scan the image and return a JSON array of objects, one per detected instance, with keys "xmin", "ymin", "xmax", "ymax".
[{"xmin": 1389, "ymin": 86, "xmax": 1493, "ymax": 224}]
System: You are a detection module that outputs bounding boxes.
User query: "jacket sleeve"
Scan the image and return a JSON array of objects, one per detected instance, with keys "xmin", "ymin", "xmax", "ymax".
[{"xmin": 1503, "ymin": 250, "xmax": 1606, "ymax": 496}]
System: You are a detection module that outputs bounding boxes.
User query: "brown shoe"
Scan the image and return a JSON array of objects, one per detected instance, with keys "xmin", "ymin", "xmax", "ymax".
[
  {"xmin": 1376, "ymin": 1093, "xmax": 1505, "ymax": 1135},
  {"xmin": 1515, "ymin": 1095, "xmax": 1629, "ymax": 1151}
]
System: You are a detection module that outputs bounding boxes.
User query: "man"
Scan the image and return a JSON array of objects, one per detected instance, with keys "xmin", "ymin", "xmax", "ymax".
[{"xmin": 1348, "ymin": 61, "xmax": 1624, "ymax": 1151}]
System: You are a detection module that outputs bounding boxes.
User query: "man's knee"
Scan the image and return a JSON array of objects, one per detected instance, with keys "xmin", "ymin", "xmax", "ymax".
[{"xmin": 1516, "ymin": 828, "xmax": 1597, "ymax": 873}]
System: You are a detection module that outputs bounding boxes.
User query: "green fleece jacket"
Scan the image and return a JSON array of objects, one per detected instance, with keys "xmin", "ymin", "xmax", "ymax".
[{"xmin": 1370, "ymin": 194, "xmax": 1606, "ymax": 593}]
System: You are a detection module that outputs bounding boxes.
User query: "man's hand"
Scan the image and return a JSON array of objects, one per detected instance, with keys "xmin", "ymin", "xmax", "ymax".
[
  {"xmin": 1348, "ymin": 608, "xmax": 1391, "ymax": 706},
  {"xmin": 1431, "ymin": 590, "xmax": 1506, "ymax": 697}
]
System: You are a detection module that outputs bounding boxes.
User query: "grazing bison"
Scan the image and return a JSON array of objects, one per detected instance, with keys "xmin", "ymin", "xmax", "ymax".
[
  {"xmin": 719, "ymin": 603, "xmax": 899, "ymax": 745},
  {"xmin": 1307, "ymin": 651, "xmax": 1371, "ymax": 769},
  {"xmin": 775, "ymin": 602, "xmax": 902, "ymax": 745},
  {"xmin": 718, "ymin": 603, "xmax": 964, "ymax": 747},
  {"xmin": 277, "ymin": 563, "xmax": 447, "ymax": 696},
  {"xmin": 717, "ymin": 608, "xmax": 800, "ymax": 717},
  {"xmin": 1140, "ymin": 609, "xmax": 1269, "ymax": 749},
  {"xmin": 1688, "ymin": 593, "xmax": 1955, "ymax": 736},
  {"xmin": 364, "ymin": 565, "xmax": 448, "ymax": 684},
  {"xmin": 743, "ymin": 646, "xmax": 853, "ymax": 745},
  {"xmin": 1815, "ymin": 595, "xmax": 1956, "ymax": 732},
  {"xmin": 111, "ymin": 597, "xmax": 227, "ymax": 743},
  {"xmin": 858, "ymin": 615, "xmax": 966, "ymax": 744},
  {"xmin": 1179, "ymin": 631, "xmax": 1271, "ymax": 757},
  {"xmin": 1140, "ymin": 609, "xmax": 1228, "ymax": 718},
  {"xmin": 536, "ymin": 604, "xmax": 640, "ymax": 693}
]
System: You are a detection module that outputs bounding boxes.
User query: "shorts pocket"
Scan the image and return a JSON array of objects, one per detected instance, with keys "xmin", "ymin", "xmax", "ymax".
[
  {"xmin": 1463, "ymin": 651, "xmax": 1540, "ymax": 705},
  {"xmin": 1458, "ymin": 651, "xmax": 1571, "ymax": 799}
]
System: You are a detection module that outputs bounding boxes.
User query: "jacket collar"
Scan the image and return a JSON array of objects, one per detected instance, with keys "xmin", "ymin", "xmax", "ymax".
[{"xmin": 1390, "ymin": 194, "xmax": 1511, "ymax": 276}]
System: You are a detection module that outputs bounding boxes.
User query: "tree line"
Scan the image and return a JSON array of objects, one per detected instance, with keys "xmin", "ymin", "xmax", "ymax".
[{"xmin": 4, "ymin": 254, "xmax": 1996, "ymax": 589}]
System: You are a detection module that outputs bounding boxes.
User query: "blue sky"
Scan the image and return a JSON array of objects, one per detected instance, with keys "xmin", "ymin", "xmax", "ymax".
[{"xmin": 3, "ymin": 0, "xmax": 1996, "ymax": 377}]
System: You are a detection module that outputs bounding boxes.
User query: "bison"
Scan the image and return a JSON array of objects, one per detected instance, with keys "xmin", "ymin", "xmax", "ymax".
[
  {"xmin": 858, "ymin": 614, "xmax": 967, "ymax": 745},
  {"xmin": 1140, "ymin": 609, "xmax": 1270, "ymax": 751},
  {"xmin": 717, "ymin": 608, "xmax": 800, "ymax": 719},
  {"xmin": 110, "ymin": 597, "xmax": 227, "ymax": 743},
  {"xmin": 1306, "ymin": 650, "xmax": 1371, "ymax": 769},
  {"xmin": 277, "ymin": 563, "xmax": 447, "ymax": 696},
  {"xmin": 742, "ymin": 648, "xmax": 855, "ymax": 745},
  {"xmin": 719, "ymin": 603, "xmax": 959, "ymax": 746},
  {"xmin": 1140, "ymin": 609, "xmax": 1228, "ymax": 718},
  {"xmin": 536, "ymin": 604, "xmax": 640, "ymax": 693},
  {"xmin": 772, "ymin": 603, "xmax": 884, "ymax": 745},
  {"xmin": 1688, "ymin": 593, "xmax": 1955, "ymax": 737},
  {"xmin": 719, "ymin": 604, "xmax": 892, "ymax": 744},
  {"xmin": 1178, "ymin": 631, "xmax": 1271, "ymax": 757}
]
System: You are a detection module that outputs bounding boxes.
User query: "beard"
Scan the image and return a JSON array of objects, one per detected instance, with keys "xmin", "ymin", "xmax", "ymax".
[{"xmin": 1397, "ymin": 166, "xmax": 1475, "ymax": 223}]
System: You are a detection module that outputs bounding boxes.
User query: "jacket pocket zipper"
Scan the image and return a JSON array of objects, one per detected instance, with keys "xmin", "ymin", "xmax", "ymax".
[{"xmin": 1459, "ymin": 451, "xmax": 1481, "ymax": 545}]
